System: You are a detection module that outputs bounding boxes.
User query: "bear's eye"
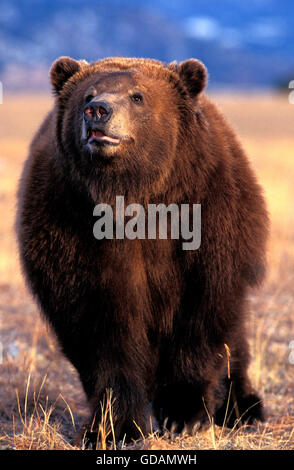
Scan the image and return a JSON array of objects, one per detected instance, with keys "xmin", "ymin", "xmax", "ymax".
[{"xmin": 131, "ymin": 93, "xmax": 143, "ymax": 104}]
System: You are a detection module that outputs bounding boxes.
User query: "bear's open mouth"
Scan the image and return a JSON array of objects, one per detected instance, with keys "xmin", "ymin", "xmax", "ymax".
[{"xmin": 87, "ymin": 129, "xmax": 121, "ymax": 146}]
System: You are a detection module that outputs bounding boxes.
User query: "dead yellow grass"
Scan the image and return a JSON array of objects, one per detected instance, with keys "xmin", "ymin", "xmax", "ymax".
[{"xmin": 0, "ymin": 92, "xmax": 293, "ymax": 450}]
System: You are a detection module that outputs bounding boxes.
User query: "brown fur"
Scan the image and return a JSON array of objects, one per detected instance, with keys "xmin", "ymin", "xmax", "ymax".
[{"xmin": 16, "ymin": 56, "xmax": 269, "ymax": 443}]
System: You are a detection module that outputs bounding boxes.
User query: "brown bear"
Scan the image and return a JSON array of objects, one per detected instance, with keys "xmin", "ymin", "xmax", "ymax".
[{"xmin": 16, "ymin": 56, "xmax": 269, "ymax": 443}]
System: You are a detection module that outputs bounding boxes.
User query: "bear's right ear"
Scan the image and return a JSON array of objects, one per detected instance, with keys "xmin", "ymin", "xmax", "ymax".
[
  {"xmin": 169, "ymin": 59, "xmax": 208, "ymax": 98},
  {"xmin": 50, "ymin": 57, "xmax": 87, "ymax": 95}
]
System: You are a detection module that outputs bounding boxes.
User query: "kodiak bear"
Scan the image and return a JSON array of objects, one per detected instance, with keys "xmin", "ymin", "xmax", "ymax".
[{"xmin": 16, "ymin": 56, "xmax": 269, "ymax": 443}]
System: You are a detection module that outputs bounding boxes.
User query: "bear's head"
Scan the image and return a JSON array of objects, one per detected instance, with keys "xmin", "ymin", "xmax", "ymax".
[{"xmin": 50, "ymin": 57, "xmax": 207, "ymax": 201}]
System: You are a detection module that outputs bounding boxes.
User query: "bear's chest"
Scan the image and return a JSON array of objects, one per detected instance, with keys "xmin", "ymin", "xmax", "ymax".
[
  {"xmin": 88, "ymin": 237, "xmax": 184, "ymax": 330},
  {"xmin": 95, "ymin": 238, "xmax": 181, "ymax": 294}
]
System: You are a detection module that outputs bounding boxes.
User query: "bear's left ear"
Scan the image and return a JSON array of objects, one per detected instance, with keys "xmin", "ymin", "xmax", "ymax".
[
  {"xmin": 171, "ymin": 59, "xmax": 208, "ymax": 98},
  {"xmin": 50, "ymin": 56, "xmax": 88, "ymax": 95}
]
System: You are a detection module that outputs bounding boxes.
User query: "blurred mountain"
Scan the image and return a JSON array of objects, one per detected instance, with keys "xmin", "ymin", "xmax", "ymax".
[{"xmin": 0, "ymin": 0, "xmax": 294, "ymax": 90}]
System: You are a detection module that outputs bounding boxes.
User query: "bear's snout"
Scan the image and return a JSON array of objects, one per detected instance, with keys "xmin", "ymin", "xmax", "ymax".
[{"xmin": 83, "ymin": 100, "xmax": 113, "ymax": 124}]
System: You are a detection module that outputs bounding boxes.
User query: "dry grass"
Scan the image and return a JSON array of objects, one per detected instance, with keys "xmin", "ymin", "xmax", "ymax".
[{"xmin": 0, "ymin": 92, "xmax": 293, "ymax": 450}]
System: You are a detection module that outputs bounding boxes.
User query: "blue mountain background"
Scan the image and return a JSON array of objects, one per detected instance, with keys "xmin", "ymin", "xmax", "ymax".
[{"xmin": 1, "ymin": 0, "xmax": 294, "ymax": 90}]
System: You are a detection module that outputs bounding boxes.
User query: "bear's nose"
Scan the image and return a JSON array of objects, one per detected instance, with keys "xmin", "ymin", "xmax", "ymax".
[{"xmin": 83, "ymin": 100, "xmax": 113, "ymax": 123}]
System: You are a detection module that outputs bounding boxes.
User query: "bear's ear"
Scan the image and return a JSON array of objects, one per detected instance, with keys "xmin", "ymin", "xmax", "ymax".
[
  {"xmin": 174, "ymin": 59, "xmax": 208, "ymax": 97},
  {"xmin": 50, "ymin": 56, "xmax": 88, "ymax": 95}
]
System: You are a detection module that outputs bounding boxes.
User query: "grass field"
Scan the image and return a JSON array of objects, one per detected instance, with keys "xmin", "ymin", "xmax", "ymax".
[{"xmin": 0, "ymin": 92, "xmax": 293, "ymax": 450}]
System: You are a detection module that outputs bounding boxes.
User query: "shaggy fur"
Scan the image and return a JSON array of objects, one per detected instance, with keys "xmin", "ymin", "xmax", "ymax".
[{"xmin": 16, "ymin": 56, "xmax": 269, "ymax": 442}]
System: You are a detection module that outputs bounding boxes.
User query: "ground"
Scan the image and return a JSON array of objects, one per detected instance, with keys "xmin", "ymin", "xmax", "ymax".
[{"xmin": 0, "ymin": 92, "xmax": 293, "ymax": 450}]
